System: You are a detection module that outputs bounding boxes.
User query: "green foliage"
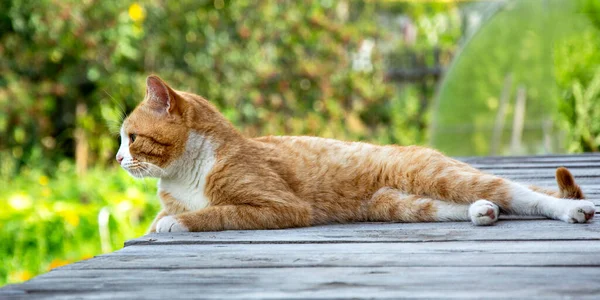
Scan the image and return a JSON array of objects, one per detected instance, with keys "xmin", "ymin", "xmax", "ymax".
[
  {"xmin": 0, "ymin": 0, "xmax": 426, "ymax": 177},
  {"xmin": 554, "ymin": 0, "xmax": 600, "ymax": 152},
  {"xmin": 0, "ymin": 164, "xmax": 159, "ymax": 285},
  {"xmin": 0, "ymin": 0, "xmax": 143, "ymax": 174}
]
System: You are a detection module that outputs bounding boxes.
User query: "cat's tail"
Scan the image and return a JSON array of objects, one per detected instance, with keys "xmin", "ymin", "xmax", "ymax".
[
  {"xmin": 529, "ymin": 167, "xmax": 585, "ymax": 199},
  {"xmin": 555, "ymin": 167, "xmax": 585, "ymax": 199}
]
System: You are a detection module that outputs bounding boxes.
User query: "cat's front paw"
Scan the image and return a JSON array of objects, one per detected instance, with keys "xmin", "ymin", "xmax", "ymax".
[
  {"xmin": 469, "ymin": 200, "xmax": 499, "ymax": 226},
  {"xmin": 561, "ymin": 200, "xmax": 595, "ymax": 223},
  {"xmin": 156, "ymin": 215, "xmax": 189, "ymax": 233}
]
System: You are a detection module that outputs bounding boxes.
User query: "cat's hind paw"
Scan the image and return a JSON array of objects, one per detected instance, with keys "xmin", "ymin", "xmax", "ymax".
[
  {"xmin": 156, "ymin": 215, "xmax": 189, "ymax": 233},
  {"xmin": 469, "ymin": 200, "xmax": 499, "ymax": 226},
  {"xmin": 561, "ymin": 200, "xmax": 595, "ymax": 223}
]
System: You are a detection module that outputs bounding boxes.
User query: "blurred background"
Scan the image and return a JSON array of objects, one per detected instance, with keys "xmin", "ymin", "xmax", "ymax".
[{"xmin": 1, "ymin": 0, "xmax": 599, "ymax": 286}]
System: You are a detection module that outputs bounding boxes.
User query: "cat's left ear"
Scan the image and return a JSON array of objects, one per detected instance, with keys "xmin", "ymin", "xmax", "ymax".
[{"xmin": 145, "ymin": 75, "xmax": 180, "ymax": 115}]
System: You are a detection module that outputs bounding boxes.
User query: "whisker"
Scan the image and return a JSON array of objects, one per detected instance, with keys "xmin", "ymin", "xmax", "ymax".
[
  {"xmin": 138, "ymin": 164, "xmax": 153, "ymax": 177},
  {"xmin": 137, "ymin": 161, "xmax": 167, "ymax": 177},
  {"xmin": 107, "ymin": 120, "xmax": 123, "ymax": 136},
  {"xmin": 102, "ymin": 89, "xmax": 128, "ymax": 135},
  {"xmin": 103, "ymin": 89, "xmax": 127, "ymax": 119}
]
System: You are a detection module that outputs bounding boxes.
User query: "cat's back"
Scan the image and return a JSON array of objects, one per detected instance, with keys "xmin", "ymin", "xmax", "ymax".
[
  {"xmin": 254, "ymin": 135, "xmax": 382, "ymax": 162},
  {"xmin": 251, "ymin": 135, "xmax": 457, "ymax": 181},
  {"xmin": 251, "ymin": 135, "xmax": 412, "ymax": 176}
]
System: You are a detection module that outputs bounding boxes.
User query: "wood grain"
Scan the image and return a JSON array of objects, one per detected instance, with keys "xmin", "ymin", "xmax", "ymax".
[
  {"xmin": 62, "ymin": 241, "xmax": 600, "ymax": 270},
  {"xmin": 2, "ymin": 154, "xmax": 600, "ymax": 299},
  {"xmin": 125, "ymin": 220, "xmax": 600, "ymax": 246},
  {"xmin": 3, "ymin": 267, "xmax": 600, "ymax": 299}
]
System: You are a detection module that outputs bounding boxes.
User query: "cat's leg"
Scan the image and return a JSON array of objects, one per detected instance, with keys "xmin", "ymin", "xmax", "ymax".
[
  {"xmin": 432, "ymin": 171, "xmax": 594, "ymax": 223},
  {"xmin": 507, "ymin": 182, "xmax": 595, "ymax": 223},
  {"xmin": 528, "ymin": 185, "xmax": 584, "ymax": 200},
  {"xmin": 405, "ymin": 158, "xmax": 595, "ymax": 223},
  {"xmin": 364, "ymin": 188, "xmax": 499, "ymax": 225},
  {"xmin": 155, "ymin": 204, "xmax": 312, "ymax": 232},
  {"xmin": 455, "ymin": 175, "xmax": 594, "ymax": 223}
]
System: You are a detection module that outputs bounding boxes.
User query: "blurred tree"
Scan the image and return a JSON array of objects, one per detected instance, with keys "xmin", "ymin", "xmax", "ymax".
[
  {"xmin": 0, "ymin": 0, "xmax": 461, "ymax": 177},
  {"xmin": 0, "ymin": 0, "xmax": 143, "ymax": 175}
]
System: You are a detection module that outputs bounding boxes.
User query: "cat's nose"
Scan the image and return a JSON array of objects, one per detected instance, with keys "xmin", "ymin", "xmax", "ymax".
[{"xmin": 116, "ymin": 154, "xmax": 124, "ymax": 164}]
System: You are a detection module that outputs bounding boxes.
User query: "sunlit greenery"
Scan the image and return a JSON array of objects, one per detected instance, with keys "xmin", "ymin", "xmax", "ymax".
[
  {"xmin": 0, "ymin": 162, "xmax": 159, "ymax": 284},
  {"xmin": 554, "ymin": 0, "xmax": 600, "ymax": 152},
  {"xmin": 432, "ymin": 0, "xmax": 600, "ymax": 156}
]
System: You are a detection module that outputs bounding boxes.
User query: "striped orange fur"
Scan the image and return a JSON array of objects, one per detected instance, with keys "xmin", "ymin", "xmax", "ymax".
[{"xmin": 116, "ymin": 76, "xmax": 596, "ymax": 233}]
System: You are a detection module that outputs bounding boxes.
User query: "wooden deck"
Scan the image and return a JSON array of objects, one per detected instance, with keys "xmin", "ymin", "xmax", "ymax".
[{"xmin": 2, "ymin": 154, "xmax": 600, "ymax": 299}]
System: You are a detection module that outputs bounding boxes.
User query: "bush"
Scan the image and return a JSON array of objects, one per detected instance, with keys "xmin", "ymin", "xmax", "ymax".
[{"xmin": 554, "ymin": 0, "xmax": 600, "ymax": 152}]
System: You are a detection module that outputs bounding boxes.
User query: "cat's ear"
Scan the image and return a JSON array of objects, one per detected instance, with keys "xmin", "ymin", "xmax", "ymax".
[{"xmin": 145, "ymin": 75, "xmax": 179, "ymax": 115}]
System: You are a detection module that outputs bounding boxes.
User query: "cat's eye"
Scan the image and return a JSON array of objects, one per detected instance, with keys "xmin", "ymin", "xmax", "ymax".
[{"xmin": 129, "ymin": 133, "xmax": 137, "ymax": 143}]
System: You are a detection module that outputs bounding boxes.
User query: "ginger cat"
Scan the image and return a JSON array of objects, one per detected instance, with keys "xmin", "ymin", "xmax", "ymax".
[{"xmin": 116, "ymin": 76, "xmax": 596, "ymax": 233}]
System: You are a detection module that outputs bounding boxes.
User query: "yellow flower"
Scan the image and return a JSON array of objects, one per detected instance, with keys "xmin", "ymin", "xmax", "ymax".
[
  {"xmin": 128, "ymin": 3, "xmax": 145, "ymax": 22},
  {"xmin": 80, "ymin": 254, "xmax": 94, "ymax": 261},
  {"xmin": 9, "ymin": 270, "xmax": 33, "ymax": 283},
  {"xmin": 49, "ymin": 259, "xmax": 71, "ymax": 270},
  {"xmin": 39, "ymin": 175, "xmax": 49, "ymax": 186},
  {"xmin": 62, "ymin": 210, "xmax": 80, "ymax": 227}
]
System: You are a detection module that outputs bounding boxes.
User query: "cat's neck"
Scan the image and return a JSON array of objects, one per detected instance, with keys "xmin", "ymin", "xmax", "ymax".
[{"xmin": 158, "ymin": 132, "xmax": 218, "ymax": 211}]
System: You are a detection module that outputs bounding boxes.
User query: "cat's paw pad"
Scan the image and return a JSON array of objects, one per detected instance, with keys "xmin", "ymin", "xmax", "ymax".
[
  {"xmin": 469, "ymin": 200, "xmax": 499, "ymax": 226},
  {"xmin": 156, "ymin": 216, "xmax": 189, "ymax": 233},
  {"xmin": 562, "ymin": 201, "xmax": 595, "ymax": 223}
]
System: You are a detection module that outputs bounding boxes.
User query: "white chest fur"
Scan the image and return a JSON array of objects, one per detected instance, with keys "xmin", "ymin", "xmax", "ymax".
[{"xmin": 158, "ymin": 132, "xmax": 216, "ymax": 211}]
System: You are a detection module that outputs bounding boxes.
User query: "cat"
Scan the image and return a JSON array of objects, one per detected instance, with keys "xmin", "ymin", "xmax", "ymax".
[{"xmin": 115, "ymin": 75, "xmax": 596, "ymax": 233}]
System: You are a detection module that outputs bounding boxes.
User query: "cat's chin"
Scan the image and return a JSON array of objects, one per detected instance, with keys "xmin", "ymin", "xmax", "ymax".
[
  {"xmin": 124, "ymin": 168, "xmax": 162, "ymax": 179},
  {"xmin": 129, "ymin": 172, "xmax": 153, "ymax": 179}
]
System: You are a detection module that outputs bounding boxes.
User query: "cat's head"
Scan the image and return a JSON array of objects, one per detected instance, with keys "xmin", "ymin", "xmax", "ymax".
[{"xmin": 116, "ymin": 75, "xmax": 235, "ymax": 178}]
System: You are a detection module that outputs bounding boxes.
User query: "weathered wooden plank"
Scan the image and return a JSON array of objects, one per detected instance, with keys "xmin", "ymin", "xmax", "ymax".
[
  {"xmin": 520, "ymin": 179, "xmax": 600, "ymax": 185},
  {"xmin": 454, "ymin": 167, "xmax": 600, "ymax": 186},
  {"xmin": 463, "ymin": 157, "xmax": 600, "ymax": 164},
  {"xmin": 470, "ymin": 162, "xmax": 600, "ymax": 170},
  {"xmin": 483, "ymin": 175, "xmax": 600, "ymax": 188},
  {"xmin": 115, "ymin": 240, "xmax": 600, "ymax": 255},
  {"xmin": 125, "ymin": 220, "xmax": 600, "ymax": 246},
  {"xmin": 458, "ymin": 154, "xmax": 600, "ymax": 164},
  {"xmin": 3, "ymin": 267, "xmax": 600, "ymax": 299},
  {"xmin": 61, "ymin": 241, "xmax": 600, "ymax": 270},
  {"xmin": 478, "ymin": 170, "xmax": 600, "ymax": 178}
]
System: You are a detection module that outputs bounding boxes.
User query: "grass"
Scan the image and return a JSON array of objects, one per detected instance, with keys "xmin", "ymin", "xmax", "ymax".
[{"xmin": 0, "ymin": 162, "xmax": 160, "ymax": 286}]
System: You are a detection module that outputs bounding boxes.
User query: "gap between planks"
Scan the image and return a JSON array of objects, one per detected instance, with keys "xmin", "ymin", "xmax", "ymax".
[{"xmin": 125, "ymin": 220, "xmax": 600, "ymax": 246}]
